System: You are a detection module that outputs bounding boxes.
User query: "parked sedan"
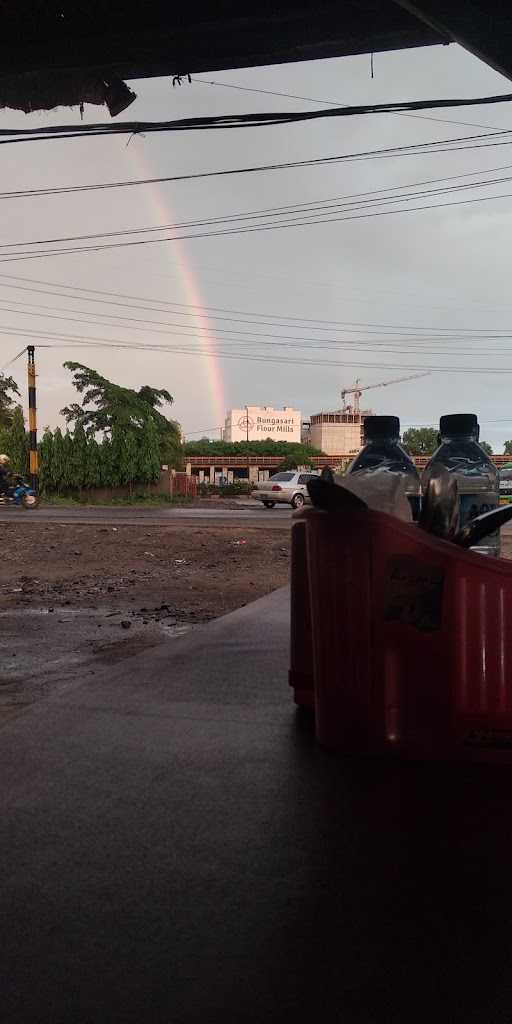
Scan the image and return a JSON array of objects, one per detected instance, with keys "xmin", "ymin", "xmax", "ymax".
[{"xmin": 252, "ymin": 470, "xmax": 320, "ymax": 509}]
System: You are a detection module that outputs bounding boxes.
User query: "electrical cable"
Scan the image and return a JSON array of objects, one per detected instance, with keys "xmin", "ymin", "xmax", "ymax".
[
  {"xmin": 4, "ymin": 184, "xmax": 512, "ymax": 262},
  {"xmin": 3, "ymin": 318, "xmax": 512, "ymax": 359},
  {"xmin": 6, "ymin": 167, "xmax": 512, "ymax": 251},
  {"xmin": 2, "ymin": 131, "xmax": 512, "ymax": 202},
  {"xmin": 1, "ymin": 271, "xmax": 511, "ymax": 336},
  {"xmin": 3, "ymin": 296, "xmax": 512, "ymax": 347},
  {"xmin": 27, "ymin": 336, "xmax": 512, "ymax": 374},
  {"xmin": 0, "ymin": 92, "xmax": 512, "ymax": 145},
  {"xmin": 191, "ymin": 76, "xmax": 500, "ymax": 130},
  {"xmin": 0, "ymin": 345, "xmax": 26, "ymax": 373}
]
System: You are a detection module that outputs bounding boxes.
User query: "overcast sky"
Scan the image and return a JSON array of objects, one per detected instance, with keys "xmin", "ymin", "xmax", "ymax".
[{"xmin": 1, "ymin": 42, "xmax": 512, "ymax": 447}]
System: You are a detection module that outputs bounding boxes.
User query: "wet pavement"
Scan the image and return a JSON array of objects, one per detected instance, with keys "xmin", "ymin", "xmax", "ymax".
[{"xmin": 0, "ymin": 503, "xmax": 293, "ymax": 526}]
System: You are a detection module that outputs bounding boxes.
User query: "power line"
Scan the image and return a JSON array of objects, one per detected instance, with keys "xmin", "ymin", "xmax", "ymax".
[
  {"xmin": 1, "ymin": 132, "xmax": 512, "ymax": 203},
  {"xmin": 1, "ymin": 271, "xmax": 511, "ymax": 336},
  {"xmin": 27, "ymin": 336, "xmax": 512, "ymax": 374},
  {"xmin": 4, "ymin": 184, "xmax": 512, "ymax": 262},
  {"xmin": 0, "ymin": 92, "xmax": 512, "ymax": 145},
  {"xmin": 3, "ymin": 316, "xmax": 512, "ymax": 361},
  {"xmin": 7, "ymin": 166, "xmax": 512, "ymax": 252},
  {"xmin": 0, "ymin": 345, "xmax": 26, "ymax": 373},
  {"xmin": 191, "ymin": 76, "xmax": 499, "ymax": 131},
  {"xmin": 4, "ymin": 296, "xmax": 512, "ymax": 348}
]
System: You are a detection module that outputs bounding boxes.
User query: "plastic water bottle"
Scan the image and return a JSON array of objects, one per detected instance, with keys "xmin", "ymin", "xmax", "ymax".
[
  {"xmin": 422, "ymin": 413, "xmax": 500, "ymax": 557},
  {"xmin": 347, "ymin": 415, "xmax": 421, "ymax": 520}
]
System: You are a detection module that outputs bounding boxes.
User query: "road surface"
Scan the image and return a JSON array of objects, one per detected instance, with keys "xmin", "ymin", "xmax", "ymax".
[{"xmin": 0, "ymin": 503, "xmax": 294, "ymax": 526}]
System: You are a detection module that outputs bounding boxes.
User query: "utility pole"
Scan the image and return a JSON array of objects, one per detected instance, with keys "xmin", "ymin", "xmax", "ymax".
[
  {"xmin": 27, "ymin": 345, "xmax": 38, "ymax": 492},
  {"xmin": 246, "ymin": 404, "xmax": 250, "ymax": 484}
]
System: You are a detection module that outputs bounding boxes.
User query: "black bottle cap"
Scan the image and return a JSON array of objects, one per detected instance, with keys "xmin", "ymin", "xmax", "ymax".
[
  {"xmin": 363, "ymin": 415, "xmax": 400, "ymax": 441},
  {"xmin": 439, "ymin": 413, "xmax": 478, "ymax": 437}
]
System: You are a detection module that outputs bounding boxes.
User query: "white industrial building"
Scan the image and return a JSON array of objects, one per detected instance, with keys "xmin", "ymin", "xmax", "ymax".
[
  {"xmin": 307, "ymin": 410, "xmax": 372, "ymax": 456},
  {"xmin": 223, "ymin": 406, "xmax": 301, "ymax": 443}
]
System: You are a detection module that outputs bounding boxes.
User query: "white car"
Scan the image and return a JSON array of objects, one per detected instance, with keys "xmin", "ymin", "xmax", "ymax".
[{"xmin": 252, "ymin": 470, "xmax": 320, "ymax": 509}]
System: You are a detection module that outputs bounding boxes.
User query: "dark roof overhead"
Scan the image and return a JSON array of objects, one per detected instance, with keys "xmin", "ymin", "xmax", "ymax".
[
  {"xmin": 0, "ymin": 2, "xmax": 449, "ymax": 81},
  {"xmin": 0, "ymin": 2, "xmax": 511, "ymax": 117}
]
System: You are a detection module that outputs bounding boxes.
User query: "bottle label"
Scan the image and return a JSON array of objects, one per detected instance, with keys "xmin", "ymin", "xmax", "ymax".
[{"xmin": 459, "ymin": 494, "xmax": 498, "ymax": 527}]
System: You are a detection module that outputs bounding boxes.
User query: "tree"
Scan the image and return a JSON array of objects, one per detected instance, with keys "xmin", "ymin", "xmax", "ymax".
[
  {"xmin": 61, "ymin": 362, "xmax": 182, "ymax": 469},
  {"xmin": 39, "ymin": 429, "xmax": 54, "ymax": 494},
  {"xmin": 8, "ymin": 406, "xmax": 28, "ymax": 475},
  {"xmin": 100, "ymin": 436, "xmax": 115, "ymax": 487},
  {"xmin": 0, "ymin": 426, "xmax": 9, "ymax": 456},
  {"xmin": 480, "ymin": 441, "xmax": 493, "ymax": 456},
  {"xmin": 52, "ymin": 428, "xmax": 66, "ymax": 492},
  {"xmin": 69, "ymin": 423, "xmax": 88, "ymax": 490},
  {"xmin": 62, "ymin": 432, "xmax": 74, "ymax": 489},
  {"xmin": 277, "ymin": 455, "xmax": 312, "ymax": 472},
  {"xmin": 504, "ymin": 441, "xmax": 512, "ymax": 456},
  {"xmin": 138, "ymin": 415, "xmax": 161, "ymax": 484},
  {"xmin": 109, "ymin": 427, "xmax": 125, "ymax": 488},
  {"xmin": 183, "ymin": 439, "xmax": 322, "ymax": 459},
  {"xmin": 84, "ymin": 438, "xmax": 102, "ymax": 489},
  {"xmin": 402, "ymin": 427, "xmax": 438, "ymax": 455},
  {"xmin": 62, "ymin": 363, "xmax": 178, "ymax": 431},
  {"xmin": 0, "ymin": 374, "xmax": 20, "ymax": 428},
  {"xmin": 119, "ymin": 431, "xmax": 139, "ymax": 494}
]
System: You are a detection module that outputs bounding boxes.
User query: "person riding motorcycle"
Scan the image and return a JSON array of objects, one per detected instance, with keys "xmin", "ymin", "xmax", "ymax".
[{"xmin": 0, "ymin": 454, "xmax": 11, "ymax": 495}]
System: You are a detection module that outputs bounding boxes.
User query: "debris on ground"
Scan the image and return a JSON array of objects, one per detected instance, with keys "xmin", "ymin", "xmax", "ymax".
[{"xmin": 0, "ymin": 521, "xmax": 290, "ymax": 722}]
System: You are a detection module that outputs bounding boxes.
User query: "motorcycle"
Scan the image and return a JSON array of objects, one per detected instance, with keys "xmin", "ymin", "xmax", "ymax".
[{"xmin": 0, "ymin": 476, "xmax": 40, "ymax": 509}]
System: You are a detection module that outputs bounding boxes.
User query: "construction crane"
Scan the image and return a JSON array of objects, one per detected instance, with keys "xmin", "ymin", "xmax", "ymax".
[{"xmin": 340, "ymin": 372, "xmax": 431, "ymax": 415}]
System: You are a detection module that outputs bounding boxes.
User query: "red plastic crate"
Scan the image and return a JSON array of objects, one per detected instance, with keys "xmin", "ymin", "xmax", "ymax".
[
  {"xmin": 289, "ymin": 514, "xmax": 314, "ymax": 710},
  {"xmin": 301, "ymin": 505, "xmax": 512, "ymax": 762}
]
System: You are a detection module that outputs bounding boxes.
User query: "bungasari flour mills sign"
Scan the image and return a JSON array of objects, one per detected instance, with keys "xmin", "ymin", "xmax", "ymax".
[{"xmin": 223, "ymin": 406, "xmax": 301, "ymax": 443}]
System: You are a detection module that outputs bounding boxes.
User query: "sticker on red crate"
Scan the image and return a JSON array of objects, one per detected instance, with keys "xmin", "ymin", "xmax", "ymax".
[{"xmin": 384, "ymin": 555, "xmax": 444, "ymax": 632}]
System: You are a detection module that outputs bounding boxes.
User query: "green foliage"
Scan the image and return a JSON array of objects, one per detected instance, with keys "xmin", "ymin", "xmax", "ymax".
[
  {"xmin": 4, "ymin": 406, "xmax": 28, "ymax": 474},
  {"xmin": 480, "ymin": 441, "xmax": 493, "ymax": 456},
  {"xmin": 100, "ymin": 436, "xmax": 115, "ymax": 487},
  {"xmin": 31, "ymin": 359, "xmax": 177, "ymax": 492},
  {"xmin": 504, "ymin": 441, "xmax": 512, "ymax": 456},
  {"xmin": 119, "ymin": 431, "xmax": 139, "ymax": 492},
  {"xmin": 61, "ymin": 362, "xmax": 181, "ymax": 462},
  {"xmin": 277, "ymin": 455, "xmax": 313, "ymax": 472},
  {"xmin": 51, "ymin": 428, "xmax": 66, "ymax": 492},
  {"xmin": 217, "ymin": 480, "xmax": 252, "ymax": 496},
  {"xmin": 69, "ymin": 424, "xmax": 88, "ymax": 489},
  {"xmin": 0, "ymin": 375, "xmax": 21, "ymax": 429},
  {"xmin": 160, "ymin": 429, "xmax": 183, "ymax": 469},
  {"xmin": 84, "ymin": 438, "xmax": 102, "ymax": 489},
  {"xmin": 0, "ymin": 425, "xmax": 10, "ymax": 456},
  {"xmin": 183, "ymin": 439, "xmax": 321, "ymax": 459},
  {"xmin": 402, "ymin": 427, "xmax": 439, "ymax": 455},
  {"xmin": 62, "ymin": 432, "xmax": 74, "ymax": 489},
  {"xmin": 39, "ymin": 428, "xmax": 54, "ymax": 494},
  {"xmin": 61, "ymin": 362, "xmax": 169, "ymax": 432},
  {"xmin": 61, "ymin": 361, "xmax": 183, "ymax": 476},
  {"xmin": 109, "ymin": 427, "xmax": 124, "ymax": 488},
  {"xmin": 138, "ymin": 416, "xmax": 161, "ymax": 484}
]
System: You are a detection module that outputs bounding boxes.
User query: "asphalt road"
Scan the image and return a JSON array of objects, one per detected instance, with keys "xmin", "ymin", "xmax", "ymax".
[{"xmin": 0, "ymin": 503, "xmax": 294, "ymax": 526}]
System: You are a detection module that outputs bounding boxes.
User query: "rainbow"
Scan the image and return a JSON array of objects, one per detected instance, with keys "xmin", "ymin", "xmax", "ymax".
[{"xmin": 128, "ymin": 145, "xmax": 226, "ymax": 432}]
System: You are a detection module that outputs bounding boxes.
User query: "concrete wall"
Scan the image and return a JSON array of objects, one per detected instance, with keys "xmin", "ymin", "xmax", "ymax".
[{"xmin": 309, "ymin": 421, "xmax": 362, "ymax": 456}]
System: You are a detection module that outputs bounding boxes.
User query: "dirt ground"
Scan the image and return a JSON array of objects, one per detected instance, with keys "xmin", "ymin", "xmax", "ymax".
[
  {"xmin": 0, "ymin": 522, "xmax": 291, "ymax": 721},
  {"xmin": 0, "ymin": 521, "xmax": 290, "ymax": 620}
]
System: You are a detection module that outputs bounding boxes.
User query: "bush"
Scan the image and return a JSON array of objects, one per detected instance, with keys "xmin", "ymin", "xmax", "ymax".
[
  {"xmin": 196, "ymin": 480, "xmax": 252, "ymax": 497},
  {"xmin": 218, "ymin": 481, "xmax": 252, "ymax": 496}
]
